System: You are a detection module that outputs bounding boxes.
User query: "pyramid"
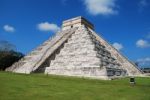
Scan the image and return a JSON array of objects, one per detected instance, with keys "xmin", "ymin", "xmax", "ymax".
[{"xmin": 6, "ymin": 16, "xmax": 143, "ymax": 79}]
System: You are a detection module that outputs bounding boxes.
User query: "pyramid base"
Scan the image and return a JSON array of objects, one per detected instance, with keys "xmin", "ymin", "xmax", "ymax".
[
  {"xmin": 46, "ymin": 73, "xmax": 111, "ymax": 80},
  {"xmin": 45, "ymin": 67, "xmax": 127, "ymax": 80}
]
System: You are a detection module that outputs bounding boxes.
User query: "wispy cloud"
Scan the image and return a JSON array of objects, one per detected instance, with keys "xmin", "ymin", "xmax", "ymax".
[
  {"xmin": 37, "ymin": 22, "xmax": 60, "ymax": 32},
  {"xmin": 147, "ymin": 32, "xmax": 150, "ymax": 39},
  {"xmin": 3, "ymin": 25, "xmax": 15, "ymax": 32},
  {"xmin": 136, "ymin": 39, "xmax": 150, "ymax": 48},
  {"xmin": 83, "ymin": 0, "xmax": 118, "ymax": 16},
  {"xmin": 138, "ymin": 0, "xmax": 149, "ymax": 11},
  {"xmin": 0, "ymin": 40, "xmax": 16, "ymax": 51},
  {"xmin": 112, "ymin": 42, "xmax": 123, "ymax": 51},
  {"xmin": 61, "ymin": 0, "xmax": 67, "ymax": 5},
  {"xmin": 137, "ymin": 57, "xmax": 150, "ymax": 67}
]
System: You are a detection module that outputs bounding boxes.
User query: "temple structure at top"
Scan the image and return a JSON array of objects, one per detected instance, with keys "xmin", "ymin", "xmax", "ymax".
[{"xmin": 62, "ymin": 16, "xmax": 94, "ymax": 30}]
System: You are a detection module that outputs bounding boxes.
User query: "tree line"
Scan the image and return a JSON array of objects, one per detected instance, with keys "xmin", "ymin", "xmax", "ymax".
[{"xmin": 0, "ymin": 41, "xmax": 24, "ymax": 70}]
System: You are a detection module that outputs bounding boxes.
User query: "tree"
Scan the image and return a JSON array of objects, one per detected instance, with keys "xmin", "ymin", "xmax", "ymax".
[{"xmin": 0, "ymin": 41, "xmax": 24, "ymax": 70}]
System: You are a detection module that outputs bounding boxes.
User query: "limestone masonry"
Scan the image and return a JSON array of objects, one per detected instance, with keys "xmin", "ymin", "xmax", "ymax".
[{"xmin": 6, "ymin": 16, "xmax": 143, "ymax": 79}]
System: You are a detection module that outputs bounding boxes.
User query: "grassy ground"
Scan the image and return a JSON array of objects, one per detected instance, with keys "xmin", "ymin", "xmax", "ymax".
[{"xmin": 0, "ymin": 71, "xmax": 150, "ymax": 100}]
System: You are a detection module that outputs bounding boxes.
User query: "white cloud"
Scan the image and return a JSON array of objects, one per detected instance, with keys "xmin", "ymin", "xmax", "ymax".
[
  {"xmin": 3, "ymin": 25, "xmax": 15, "ymax": 32},
  {"xmin": 112, "ymin": 42, "xmax": 123, "ymax": 51},
  {"xmin": 84, "ymin": 0, "xmax": 118, "ymax": 15},
  {"xmin": 137, "ymin": 57, "xmax": 150, "ymax": 67},
  {"xmin": 137, "ymin": 57, "xmax": 150, "ymax": 62},
  {"xmin": 37, "ymin": 22, "xmax": 60, "ymax": 32},
  {"xmin": 136, "ymin": 39, "xmax": 150, "ymax": 48}
]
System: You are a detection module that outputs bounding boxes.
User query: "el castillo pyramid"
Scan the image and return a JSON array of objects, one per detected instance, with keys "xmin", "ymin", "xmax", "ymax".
[{"xmin": 6, "ymin": 16, "xmax": 143, "ymax": 79}]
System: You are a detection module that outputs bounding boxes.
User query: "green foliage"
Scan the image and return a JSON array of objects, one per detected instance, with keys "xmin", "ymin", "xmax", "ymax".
[
  {"xmin": 0, "ymin": 51, "xmax": 24, "ymax": 70},
  {"xmin": 0, "ymin": 72, "xmax": 150, "ymax": 100},
  {"xmin": 0, "ymin": 40, "xmax": 24, "ymax": 70}
]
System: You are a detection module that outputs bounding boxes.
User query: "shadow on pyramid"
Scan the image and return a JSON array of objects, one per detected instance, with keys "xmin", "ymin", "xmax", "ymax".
[{"xmin": 6, "ymin": 16, "xmax": 143, "ymax": 80}]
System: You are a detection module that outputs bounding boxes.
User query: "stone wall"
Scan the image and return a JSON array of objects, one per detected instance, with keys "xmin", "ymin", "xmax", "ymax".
[
  {"xmin": 6, "ymin": 28, "xmax": 77, "ymax": 74},
  {"xmin": 89, "ymin": 28, "xmax": 143, "ymax": 76},
  {"xmin": 45, "ymin": 25, "xmax": 127, "ymax": 79}
]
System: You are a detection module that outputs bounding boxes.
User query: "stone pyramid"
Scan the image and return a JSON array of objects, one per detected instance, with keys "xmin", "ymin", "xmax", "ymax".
[{"xmin": 6, "ymin": 16, "xmax": 143, "ymax": 79}]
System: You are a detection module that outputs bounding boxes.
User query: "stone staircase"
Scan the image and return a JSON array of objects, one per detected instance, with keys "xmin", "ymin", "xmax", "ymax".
[{"xmin": 6, "ymin": 28, "xmax": 77, "ymax": 73}]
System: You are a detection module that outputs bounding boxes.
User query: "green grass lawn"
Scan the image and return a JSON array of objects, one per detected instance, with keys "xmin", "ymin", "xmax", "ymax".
[{"xmin": 0, "ymin": 71, "xmax": 150, "ymax": 100}]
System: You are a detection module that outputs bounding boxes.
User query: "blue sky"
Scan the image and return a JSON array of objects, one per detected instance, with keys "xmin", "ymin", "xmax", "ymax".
[{"xmin": 0, "ymin": 0, "xmax": 150, "ymax": 67}]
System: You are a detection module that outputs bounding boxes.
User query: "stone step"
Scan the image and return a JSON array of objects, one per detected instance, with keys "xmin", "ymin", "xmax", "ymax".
[
  {"xmin": 51, "ymin": 56, "xmax": 100, "ymax": 65},
  {"xmin": 71, "ymin": 33, "xmax": 90, "ymax": 38}
]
